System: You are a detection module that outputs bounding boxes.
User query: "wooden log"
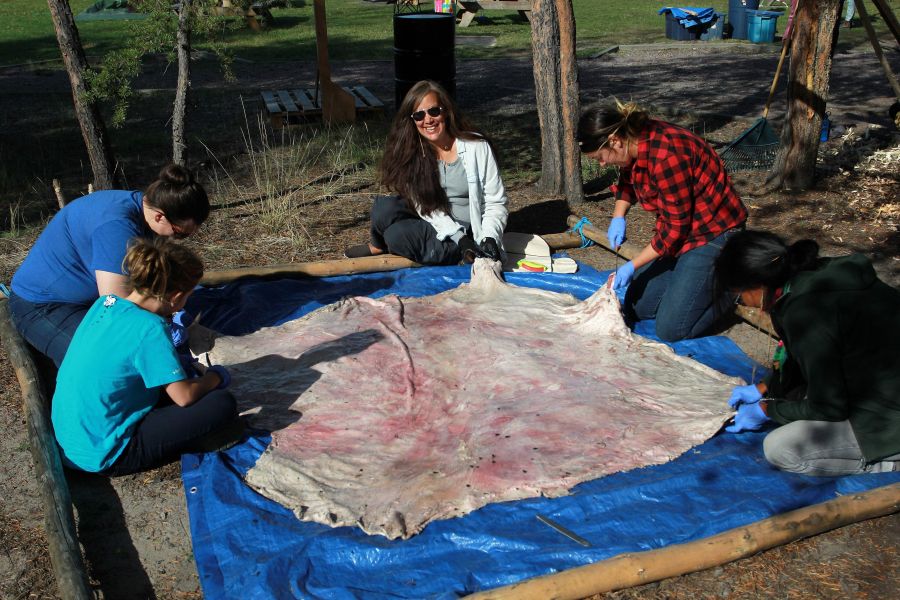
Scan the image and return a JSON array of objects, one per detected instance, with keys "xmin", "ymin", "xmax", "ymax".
[
  {"xmin": 201, "ymin": 232, "xmax": 585, "ymax": 286},
  {"xmin": 0, "ymin": 300, "xmax": 91, "ymax": 600},
  {"xmin": 201, "ymin": 255, "xmax": 419, "ymax": 286},
  {"xmin": 564, "ymin": 215, "xmax": 776, "ymax": 337},
  {"xmin": 467, "ymin": 482, "xmax": 900, "ymax": 599}
]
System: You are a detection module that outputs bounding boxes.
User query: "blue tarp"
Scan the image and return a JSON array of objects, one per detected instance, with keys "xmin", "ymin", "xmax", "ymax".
[
  {"xmin": 658, "ymin": 7, "xmax": 718, "ymax": 27},
  {"xmin": 182, "ymin": 263, "xmax": 900, "ymax": 599}
]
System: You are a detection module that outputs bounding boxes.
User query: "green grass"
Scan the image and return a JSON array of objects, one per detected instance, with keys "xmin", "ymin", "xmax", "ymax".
[{"xmin": 4, "ymin": 0, "xmax": 897, "ymax": 67}]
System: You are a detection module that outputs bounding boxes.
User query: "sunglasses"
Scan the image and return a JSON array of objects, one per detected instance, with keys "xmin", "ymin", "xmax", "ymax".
[{"xmin": 411, "ymin": 106, "xmax": 444, "ymax": 122}]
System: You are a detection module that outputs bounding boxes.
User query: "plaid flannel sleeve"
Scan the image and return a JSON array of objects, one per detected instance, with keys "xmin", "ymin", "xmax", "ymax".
[{"xmin": 648, "ymin": 147, "xmax": 694, "ymax": 256}]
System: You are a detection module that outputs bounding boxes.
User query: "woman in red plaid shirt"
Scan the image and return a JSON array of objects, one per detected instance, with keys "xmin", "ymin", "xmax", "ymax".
[{"xmin": 578, "ymin": 100, "xmax": 748, "ymax": 341}]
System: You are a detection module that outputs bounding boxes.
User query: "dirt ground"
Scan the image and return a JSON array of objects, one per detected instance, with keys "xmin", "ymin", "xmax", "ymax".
[{"xmin": 1, "ymin": 38, "xmax": 899, "ymax": 599}]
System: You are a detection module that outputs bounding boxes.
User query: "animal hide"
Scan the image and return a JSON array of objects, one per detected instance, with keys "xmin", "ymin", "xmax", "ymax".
[{"xmin": 207, "ymin": 260, "xmax": 741, "ymax": 539}]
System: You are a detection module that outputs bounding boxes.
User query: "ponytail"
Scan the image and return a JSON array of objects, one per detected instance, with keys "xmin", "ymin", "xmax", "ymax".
[
  {"xmin": 715, "ymin": 230, "xmax": 819, "ymax": 297},
  {"xmin": 578, "ymin": 99, "xmax": 650, "ymax": 153}
]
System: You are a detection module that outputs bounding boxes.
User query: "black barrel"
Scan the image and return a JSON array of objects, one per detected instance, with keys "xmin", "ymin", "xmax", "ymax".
[{"xmin": 393, "ymin": 13, "xmax": 455, "ymax": 107}]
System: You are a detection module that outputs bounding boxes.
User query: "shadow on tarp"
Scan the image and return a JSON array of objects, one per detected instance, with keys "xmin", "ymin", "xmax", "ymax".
[{"xmin": 182, "ymin": 261, "xmax": 900, "ymax": 599}]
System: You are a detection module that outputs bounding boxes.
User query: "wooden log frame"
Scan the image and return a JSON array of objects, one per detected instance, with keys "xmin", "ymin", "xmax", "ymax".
[
  {"xmin": 564, "ymin": 215, "xmax": 776, "ymax": 338},
  {"xmin": 6, "ymin": 229, "xmax": 896, "ymax": 598},
  {"xmin": 0, "ymin": 300, "xmax": 92, "ymax": 599},
  {"xmin": 467, "ymin": 482, "xmax": 900, "ymax": 599}
]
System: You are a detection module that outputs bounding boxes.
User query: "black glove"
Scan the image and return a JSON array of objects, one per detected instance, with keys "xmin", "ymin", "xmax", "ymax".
[
  {"xmin": 457, "ymin": 235, "xmax": 480, "ymax": 264},
  {"xmin": 478, "ymin": 237, "xmax": 501, "ymax": 261}
]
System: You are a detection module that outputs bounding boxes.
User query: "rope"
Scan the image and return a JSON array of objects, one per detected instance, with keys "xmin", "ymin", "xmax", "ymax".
[{"xmin": 569, "ymin": 217, "xmax": 596, "ymax": 249}]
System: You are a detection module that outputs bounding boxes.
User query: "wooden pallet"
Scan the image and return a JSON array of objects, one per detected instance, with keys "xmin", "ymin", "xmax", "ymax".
[{"xmin": 261, "ymin": 86, "xmax": 384, "ymax": 128}]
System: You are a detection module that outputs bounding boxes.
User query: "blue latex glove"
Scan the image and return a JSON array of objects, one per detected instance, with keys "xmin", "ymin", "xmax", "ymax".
[
  {"xmin": 725, "ymin": 401, "xmax": 769, "ymax": 433},
  {"xmin": 607, "ymin": 216, "xmax": 626, "ymax": 249},
  {"xmin": 728, "ymin": 384, "xmax": 763, "ymax": 408},
  {"xmin": 207, "ymin": 365, "xmax": 231, "ymax": 390},
  {"xmin": 169, "ymin": 310, "xmax": 194, "ymax": 348},
  {"xmin": 611, "ymin": 261, "xmax": 635, "ymax": 291}
]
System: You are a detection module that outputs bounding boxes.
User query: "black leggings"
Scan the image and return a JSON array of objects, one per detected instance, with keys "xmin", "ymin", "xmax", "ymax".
[
  {"xmin": 106, "ymin": 389, "xmax": 238, "ymax": 476},
  {"xmin": 370, "ymin": 195, "xmax": 461, "ymax": 265}
]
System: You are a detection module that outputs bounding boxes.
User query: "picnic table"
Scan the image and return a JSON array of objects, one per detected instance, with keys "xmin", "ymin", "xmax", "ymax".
[
  {"xmin": 397, "ymin": 0, "xmax": 531, "ymax": 27},
  {"xmin": 458, "ymin": 0, "xmax": 532, "ymax": 27}
]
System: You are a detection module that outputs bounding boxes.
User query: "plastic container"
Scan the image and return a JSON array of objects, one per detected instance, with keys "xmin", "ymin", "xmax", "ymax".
[
  {"xmin": 746, "ymin": 9, "xmax": 781, "ymax": 43},
  {"xmin": 728, "ymin": 0, "xmax": 760, "ymax": 39},
  {"xmin": 665, "ymin": 13, "xmax": 702, "ymax": 41},
  {"xmin": 433, "ymin": 0, "xmax": 455, "ymax": 14},
  {"xmin": 700, "ymin": 12, "xmax": 724, "ymax": 40}
]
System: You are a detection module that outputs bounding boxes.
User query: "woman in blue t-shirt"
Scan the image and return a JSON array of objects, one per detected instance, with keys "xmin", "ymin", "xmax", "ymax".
[
  {"xmin": 8, "ymin": 163, "xmax": 210, "ymax": 366},
  {"xmin": 52, "ymin": 237, "xmax": 240, "ymax": 475}
]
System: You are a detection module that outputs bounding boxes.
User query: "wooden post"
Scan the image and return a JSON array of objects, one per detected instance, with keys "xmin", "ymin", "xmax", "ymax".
[
  {"xmin": 856, "ymin": 0, "xmax": 900, "ymax": 100},
  {"xmin": 466, "ymin": 483, "xmax": 900, "ymax": 599},
  {"xmin": 530, "ymin": 0, "xmax": 583, "ymax": 204},
  {"xmin": 52, "ymin": 179, "xmax": 67, "ymax": 209},
  {"xmin": 0, "ymin": 300, "xmax": 91, "ymax": 600},
  {"xmin": 768, "ymin": 0, "xmax": 841, "ymax": 192},
  {"xmin": 313, "ymin": 0, "xmax": 356, "ymax": 124},
  {"xmin": 870, "ymin": 0, "xmax": 900, "ymax": 45}
]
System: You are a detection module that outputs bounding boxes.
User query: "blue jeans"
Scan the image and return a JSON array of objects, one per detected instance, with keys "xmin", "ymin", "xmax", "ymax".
[
  {"xmin": 624, "ymin": 229, "xmax": 739, "ymax": 342},
  {"xmin": 7, "ymin": 291, "xmax": 89, "ymax": 367},
  {"xmin": 370, "ymin": 195, "xmax": 461, "ymax": 265}
]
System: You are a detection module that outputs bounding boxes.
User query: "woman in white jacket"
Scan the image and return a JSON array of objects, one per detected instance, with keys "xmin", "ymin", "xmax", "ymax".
[{"xmin": 346, "ymin": 80, "xmax": 508, "ymax": 265}]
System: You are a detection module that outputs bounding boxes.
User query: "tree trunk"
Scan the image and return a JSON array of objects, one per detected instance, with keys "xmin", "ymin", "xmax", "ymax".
[
  {"xmin": 172, "ymin": 0, "xmax": 192, "ymax": 165},
  {"xmin": 530, "ymin": 0, "xmax": 583, "ymax": 204},
  {"xmin": 768, "ymin": 0, "xmax": 840, "ymax": 192},
  {"xmin": 47, "ymin": 0, "xmax": 117, "ymax": 189}
]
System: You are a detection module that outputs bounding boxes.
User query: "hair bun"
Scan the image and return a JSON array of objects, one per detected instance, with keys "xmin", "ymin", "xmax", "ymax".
[{"xmin": 157, "ymin": 163, "xmax": 193, "ymax": 186}]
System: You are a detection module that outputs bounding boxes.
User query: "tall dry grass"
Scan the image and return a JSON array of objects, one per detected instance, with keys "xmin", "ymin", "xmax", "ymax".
[{"xmin": 194, "ymin": 105, "xmax": 386, "ymax": 269}]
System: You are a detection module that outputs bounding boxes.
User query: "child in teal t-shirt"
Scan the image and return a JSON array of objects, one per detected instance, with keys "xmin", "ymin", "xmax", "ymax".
[{"xmin": 51, "ymin": 238, "xmax": 241, "ymax": 475}]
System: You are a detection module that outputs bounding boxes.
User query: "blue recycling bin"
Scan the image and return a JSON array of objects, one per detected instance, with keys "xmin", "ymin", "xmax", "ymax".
[
  {"xmin": 746, "ymin": 9, "xmax": 781, "ymax": 43},
  {"xmin": 728, "ymin": 0, "xmax": 760, "ymax": 39}
]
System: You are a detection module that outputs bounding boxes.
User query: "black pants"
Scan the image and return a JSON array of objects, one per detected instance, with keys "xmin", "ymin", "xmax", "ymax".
[
  {"xmin": 370, "ymin": 195, "xmax": 461, "ymax": 265},
  {"xmin": 106, "ymin": 389, "xmax": 239, "ymax": 476}
]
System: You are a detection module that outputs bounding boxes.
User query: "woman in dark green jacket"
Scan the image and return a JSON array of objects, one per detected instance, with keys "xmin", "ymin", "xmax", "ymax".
[{"xmin": 714, "ymin": 230, "xmax": 900, "ymax": 476}]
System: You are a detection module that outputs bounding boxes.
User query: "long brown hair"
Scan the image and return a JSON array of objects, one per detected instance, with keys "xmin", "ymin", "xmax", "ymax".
[
  {"xmin": 124, "ymin": 237, "xmax": 204, "ymax": 302},
  {"xmin": 380, "ymin": 80, "xmax": 486, "ymax": 216},
  {"xmin": 577, "ymin": 99, "xmax": 650, "ymax": 154}
]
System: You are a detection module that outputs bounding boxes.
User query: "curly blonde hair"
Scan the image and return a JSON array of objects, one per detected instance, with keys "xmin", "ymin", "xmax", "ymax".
[{"xmin": 124, "ymin": 237, "xmax": 203, "ymax": 302}]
